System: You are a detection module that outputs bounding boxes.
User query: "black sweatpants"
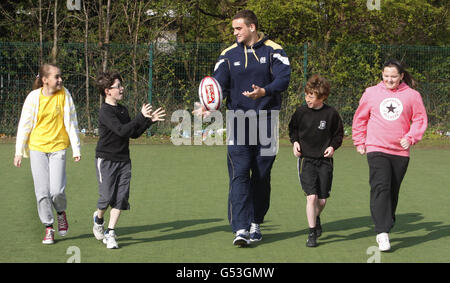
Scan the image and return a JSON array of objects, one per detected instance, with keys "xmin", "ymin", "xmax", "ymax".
[{"xmin": 367, "ymin": 152, "xmax": 409, "ymax": 234}]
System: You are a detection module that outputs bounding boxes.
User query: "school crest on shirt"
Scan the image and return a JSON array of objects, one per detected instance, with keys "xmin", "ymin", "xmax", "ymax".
[
  {"xmin": 318, "ymin": 120, "xmax": 326, "ymax": 130},
  {"xmin": 380, "ymin": 98, "xmax": 403, "ymax": 121}
]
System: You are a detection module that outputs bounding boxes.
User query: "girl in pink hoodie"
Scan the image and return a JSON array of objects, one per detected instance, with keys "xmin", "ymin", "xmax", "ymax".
[{"xmin": 352, "ymin": 59, "xmax": 427, "ymax": 252}]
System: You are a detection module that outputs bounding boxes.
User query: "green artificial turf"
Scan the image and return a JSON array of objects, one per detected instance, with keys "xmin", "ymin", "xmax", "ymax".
[{"xmin": 1, "ymin": 143, "xmax": 449, "ymax": 263}]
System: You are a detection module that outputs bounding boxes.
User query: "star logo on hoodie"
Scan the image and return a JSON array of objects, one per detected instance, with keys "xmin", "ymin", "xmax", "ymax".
[
  {"xmin": 386, "ymin": 103, "xmax": 396, "ymax": 113},
  {"xmin": 380, "ymin": 98, "xmax": 403, "ymax": 121}
]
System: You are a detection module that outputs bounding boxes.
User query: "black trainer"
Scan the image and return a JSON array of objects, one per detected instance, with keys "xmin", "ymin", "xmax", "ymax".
[
  {"xmin": 316, "ymin": 216, "xmax": 322, "ymax": 238},
  {"xmin": 306, "ymin": 230, "xmax": 318, "ymax": 247}
]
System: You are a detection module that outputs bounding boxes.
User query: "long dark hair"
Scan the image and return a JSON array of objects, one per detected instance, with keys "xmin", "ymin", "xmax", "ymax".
[{"xmin": 383, "ymin": 59, "xmax": 416, "ymax": 88}]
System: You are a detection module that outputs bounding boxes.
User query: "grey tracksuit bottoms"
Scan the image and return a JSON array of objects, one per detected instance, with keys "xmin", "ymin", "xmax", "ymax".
[{"xmin": 30, "ymin": 149, "xmax": 67, "ymax": 226}]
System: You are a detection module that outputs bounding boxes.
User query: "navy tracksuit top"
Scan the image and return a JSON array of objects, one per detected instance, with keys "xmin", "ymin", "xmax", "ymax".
[{"xmin": 213, "ymin": 33, "xmax": 291, "ymax": 112}]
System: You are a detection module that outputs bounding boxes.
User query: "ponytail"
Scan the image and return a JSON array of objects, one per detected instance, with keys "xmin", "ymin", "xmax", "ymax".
[
  {"xmin": 33, "ymin": 74, "xmax": 43, "ymax": 90},
  {"xmin": 402, "ymin": 71, "xmax": 416, "ymax": 89},
  {"xmin": 383, "ymin": 59, "xmax": 416, "ymax": 88}
]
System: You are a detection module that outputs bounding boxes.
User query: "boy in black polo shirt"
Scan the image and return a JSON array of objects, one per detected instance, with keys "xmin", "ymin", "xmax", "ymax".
[
  {"xmin": 288, "ymin": 74, "xmax": 343, "ymax": 247},
  {"xmin": 92, "ymin": 71, "xmax": 165, "ymax": 249}
]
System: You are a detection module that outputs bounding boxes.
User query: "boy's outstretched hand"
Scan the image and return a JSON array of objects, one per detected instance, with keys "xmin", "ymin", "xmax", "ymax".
[
  {"xmin": 141, "ymin": 103, "xmax": 153, "ymax": 118},
  {"xmin": 149, "ymin": 107, "xmax": 166, "ymax": 122},
  {"xmin": 142, "ymin": 103, "xmax": 166, "ymax": 122}
]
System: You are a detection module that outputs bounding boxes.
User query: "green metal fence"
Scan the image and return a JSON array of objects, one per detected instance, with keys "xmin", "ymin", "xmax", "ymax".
[{"xmin": 0, "ymin": 42, "xmax": 448, "ymax": 137}]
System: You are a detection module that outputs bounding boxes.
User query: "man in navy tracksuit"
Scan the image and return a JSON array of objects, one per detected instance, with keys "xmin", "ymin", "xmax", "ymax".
[{"xmin": 212, "ymin": 10, "xmax": 291, "ymax": 246}]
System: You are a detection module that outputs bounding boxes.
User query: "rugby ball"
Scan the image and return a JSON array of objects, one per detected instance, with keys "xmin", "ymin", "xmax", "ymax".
[{"xmin": 198, "ymin": 76, "xmax": 222, "ymax": 111}]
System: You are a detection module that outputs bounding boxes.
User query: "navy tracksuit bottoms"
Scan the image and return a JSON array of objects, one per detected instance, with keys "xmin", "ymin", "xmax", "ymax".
[{"xmin": 227, "ymin": 144, "xmax": 276, "ymax": 233}]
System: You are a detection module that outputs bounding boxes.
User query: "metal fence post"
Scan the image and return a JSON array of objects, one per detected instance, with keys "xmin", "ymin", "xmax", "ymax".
[
  {"xmin": 148, "ymin": 43, "xmax": 153, "ymax": 105},
  {"xmin": 147, "ymin": 43, "xmax": 153, "ymax": 136},
  {"xmin": 303, "ymin": 42, "xmax": 308, "ymax": 95}
]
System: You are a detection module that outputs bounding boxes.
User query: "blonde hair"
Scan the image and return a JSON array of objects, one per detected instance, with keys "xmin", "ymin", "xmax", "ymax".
[{"xmin": 33, "ymin": 63, "xmax": 60, "ymax": 90}]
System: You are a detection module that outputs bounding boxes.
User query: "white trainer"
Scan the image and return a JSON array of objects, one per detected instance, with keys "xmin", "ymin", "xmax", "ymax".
[
  {"xmin": 376, "ymin": 232, "xmax": 391, "ymax": 251},
  {"xmin": 92, "ymin": 211, "xmax": 105, "ymax": 240},
  {"xmin": 103, "ymin": 230, "xmax": 119, "ymax": 249},
  {"xmin": 249, "ymin": 223, "xmax": 262, "ymax": 242},
  {"xmin": 233, "ymin": 229, "xmax": 250, "ymax": 247}
]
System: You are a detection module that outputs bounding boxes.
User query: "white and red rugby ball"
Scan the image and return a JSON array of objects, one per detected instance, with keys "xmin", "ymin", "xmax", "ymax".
[{"xmin": 198, "ymin": 76, "xmax": 223, "ymax": 111}]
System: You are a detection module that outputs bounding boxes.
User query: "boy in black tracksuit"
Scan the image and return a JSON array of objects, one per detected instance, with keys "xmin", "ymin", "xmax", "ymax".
[
  {"xmin": 92, "ymin": 71, "xmax": 165, "ymax": 249},
  {"xmin": 288, "ymin": 74, "xmax": 343, "ymax": 247}
]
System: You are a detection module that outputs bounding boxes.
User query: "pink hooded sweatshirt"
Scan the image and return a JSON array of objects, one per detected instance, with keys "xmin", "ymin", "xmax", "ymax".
[{"xmin": 352, "ymin": 81, "xmax": 428, "ymax": 157}]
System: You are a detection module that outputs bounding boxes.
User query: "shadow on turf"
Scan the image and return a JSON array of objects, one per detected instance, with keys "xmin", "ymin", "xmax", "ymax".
[
  {"xmin": 62, "ymin": 218, "xmax": 229, "ymax": 246},
  {"xmin": 114, "ymin": 218, "xmax": 230, "ymax": 247},
  {"xmin": 389, "ymin": 213, "xmax": 450, "ymax": 251},
  {"xmin": 62, "ymin": 213, "xmax": 449, "ymax": 251},
  {"xmin": 261, "ymin": 213, "xmax": 450, "ymax": 251}
]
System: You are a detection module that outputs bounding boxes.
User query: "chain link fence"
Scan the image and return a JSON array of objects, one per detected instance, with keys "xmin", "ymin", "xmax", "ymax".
[{"xmin": 1, "ymin": 42, "xmax": 448, "ymax": 137}]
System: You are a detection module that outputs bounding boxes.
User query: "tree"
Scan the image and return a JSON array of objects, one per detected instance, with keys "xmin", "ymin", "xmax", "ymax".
[
  {"xmin": 51, "ymin": 0, "xmax": 58, "ymax": 63},
  {"xmin": 38, "ymin": 0, "xmax": 43, "ymax": 65},
  {"xmin": 101, "ymin": 0, "xmax": 111, "ymax": 72},
  {"xmin": 82, "ymin": 0, "xmax": 92, "ymax": 131}
]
